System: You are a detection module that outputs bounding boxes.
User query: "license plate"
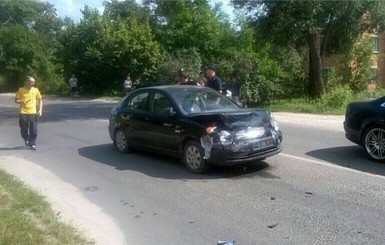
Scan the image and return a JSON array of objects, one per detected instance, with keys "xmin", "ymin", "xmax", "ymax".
[{"xmin": 253, "ymin": 139, "xmax": 274, "ymax": 150}]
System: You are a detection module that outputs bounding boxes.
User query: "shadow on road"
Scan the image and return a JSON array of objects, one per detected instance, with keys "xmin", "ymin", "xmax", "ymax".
[
  {"xmin": 78, "ymin": 144, "xmax": 272, "ymax": 179},
  {"xmin": 306, "ymin": 146, "xmax": 385, "ymax": 177},
  {"xmin": 0, "ymin": 146, "xmax": 28, "ymax": 151},
  {"xmin": 0, "ymin": 96, "xmax": 118, "ymax": 122}
]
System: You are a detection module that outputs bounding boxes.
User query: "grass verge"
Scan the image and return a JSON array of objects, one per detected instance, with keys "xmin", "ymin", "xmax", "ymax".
[
  {"xmin": 0, "ymin": 168, "xmax": 93, "ymax": 245},
  {"xmin": 257, "ymin": 98, "xmax": 346, "ymax": 115}
]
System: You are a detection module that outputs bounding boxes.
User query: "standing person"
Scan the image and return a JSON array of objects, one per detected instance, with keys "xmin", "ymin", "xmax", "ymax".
[
  {"xmin": 196, "ymin": 71, "xmax": 206, "ymax": 86},
  {"xmin": 230, "ymin": 78, "xmax": 241, "ymax": 102},
  {"xmin": 15, "ymin": 76, "xmax": 43, "ymax": 150},
  {"xmin": 176, "ymin": 69, "xmax": 189, "ymax": 85},
  {"xmin": 123, "ymin": 74, "xmax": 133, "ymax": 95},
  {"xmin": 69, "ymin": 74, "xmax": 78, "ymax": 97},
  {"xmin": 176, "ymin": 68, "xmax": 199, "ymax": 85},
  {"xmin": 205, "ymin": 65, "xmax": 222, "ymax": 93}
]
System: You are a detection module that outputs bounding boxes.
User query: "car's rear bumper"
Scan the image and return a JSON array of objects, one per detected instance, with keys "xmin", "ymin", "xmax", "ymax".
[{"xmin": 344, "ymin": 121, "xmax": 361, "ymax": 145}]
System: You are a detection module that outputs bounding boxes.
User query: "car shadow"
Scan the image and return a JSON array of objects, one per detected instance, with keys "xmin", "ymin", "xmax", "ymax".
[
  {"xmin": 78, "ymin": 144, "xmax": 271, "ymax": 179},
  {"xmin": 306, "ymin": 146, "xmax": 385, "ymax": 177}
]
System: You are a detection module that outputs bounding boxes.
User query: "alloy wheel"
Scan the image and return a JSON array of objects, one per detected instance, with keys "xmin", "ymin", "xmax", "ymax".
[
  {"xmin": 186, "ymin": 145, "xmax": 202, "ymax": 169},
  {"xmin": 364, "ymin": 127, "xmax": 385, "ymax": 160},
  {"xmin": 183, "ymin": 141, "xmax": 209, "ymax": 174},
  {"xmin": 114, "ymin": 129, "xmax": 129, "ymax": 153}
]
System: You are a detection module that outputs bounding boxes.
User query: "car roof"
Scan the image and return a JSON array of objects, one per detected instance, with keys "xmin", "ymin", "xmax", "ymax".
[{"xmin": 136, "ymin": 85, "xmax": 209, "ymax": 92}]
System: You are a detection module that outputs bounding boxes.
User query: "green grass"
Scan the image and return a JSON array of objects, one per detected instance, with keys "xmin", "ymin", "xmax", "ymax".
[
  {"xmin": 251, "ymin": 89, "xmax": 385, "ymax": 115},
  {"xmin": 256, "ymin": 98, "xmax": 346, "ymax": 115},
  {"xmin": 0, "ymin": 169, "xmax": 93, "ymax": 245}
]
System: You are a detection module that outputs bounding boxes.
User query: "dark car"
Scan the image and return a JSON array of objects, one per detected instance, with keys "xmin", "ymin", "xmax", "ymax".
[
  {"xmin": 109, "ymin": 85, "xmax": 283, "ymax": 173},
  {"xmin": 344, "ymin": 96, "xmax": 385, "ymax": 162}
]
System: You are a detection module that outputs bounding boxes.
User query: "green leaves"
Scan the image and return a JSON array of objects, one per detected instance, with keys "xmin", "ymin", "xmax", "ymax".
[
  {"xmin": 59, "ymin": 10, "xmax": 165, "ymax": 94},
  {"xmin": 232, "ymin": 0, "xmax": 385, "ymax": 98},
  {"xmin": 0, "ymin": 0, "xmax": 64, "ymax": 92}
]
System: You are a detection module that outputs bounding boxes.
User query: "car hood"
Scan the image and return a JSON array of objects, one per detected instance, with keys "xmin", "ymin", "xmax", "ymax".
[{"xmin": 186, "ymin": 109, "xmax": 271, "ymax": 130}]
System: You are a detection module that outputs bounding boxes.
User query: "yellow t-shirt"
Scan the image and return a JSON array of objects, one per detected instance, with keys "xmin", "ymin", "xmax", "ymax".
[{"xmin": 15, "ymin": 87, "xmax": 42, "ymax": 114}]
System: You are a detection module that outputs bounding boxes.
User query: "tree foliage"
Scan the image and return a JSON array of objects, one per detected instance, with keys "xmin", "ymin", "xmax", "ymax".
[
  {"xmin": 0, "ymin": 0, "xmax": 63, "ymax": 91},
  {"xmin": 59, "ymin": 7, "xmax": 165, "ymax": 95},
  {"xmin": 232, "ymin": 0, "xmax": 385, "ymax": 97},
  {"xmin": 1, "ymin": 0, "xmax": 384, "ymax": 100}
]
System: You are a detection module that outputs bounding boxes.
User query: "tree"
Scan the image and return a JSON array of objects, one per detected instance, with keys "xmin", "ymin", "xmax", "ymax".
[
  {"xmin": 144, "ymin": 0, "xmax": 232, "ymax": 64},
  {"xmin": 59, "ymin": 7, "xmax": 165, "ymax": 95},
  {"xmin": 232, "ymin": 0, "xmax": 385, "ymax": 97},
  {"xmin": 0, "ymin": 0, "xmax": 64, "ymax": 92},
  {"xmin": 103, "ymin": 0, "xmax": 150, "ymax": 21}
]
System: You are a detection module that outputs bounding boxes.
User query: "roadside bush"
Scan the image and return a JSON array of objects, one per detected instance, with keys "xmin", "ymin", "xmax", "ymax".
[
  {"xmin": 355, "ymin": 87, "xmax": 385, "ymax": 100},
  {"xmin": 39, "ymin": 79, "xmax": 68, "ymax": 95},
  {"xmin": 320, "ymin": 85, "xmax": 353, "ymax": 110}
]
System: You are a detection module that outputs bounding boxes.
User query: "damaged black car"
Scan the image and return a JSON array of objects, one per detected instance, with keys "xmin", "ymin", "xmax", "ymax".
[{"xmin": 108, "ymin": 85, "xmax": 283, "ymax": 173}]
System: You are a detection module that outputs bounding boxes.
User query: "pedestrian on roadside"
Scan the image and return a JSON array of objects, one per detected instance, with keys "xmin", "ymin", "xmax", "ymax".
[
  {"xmin": 15, "ymin": 76, "xmax": 43, "ymax": 150},
  {"xmin": 123, "ymin": 74, "xmax": 133, "ymax": 95},
  {"xmin": 196, "ymin": 71, "xmax": 206, "ymax": 86},
  {"xmin": 230, "ymin": 78, "xmax": 241, "ymax": 102},
  {"xmin": 176, "ymin": 68, "xmax": 189, "ymax": 85},
  {"xmin": 176, "ymin": 68, "xmax": 199, "ymax": 85},
  {"xmin": 69, "ymin": 74, "xmax": 78, "ymax": 97},
  {"xmin": 205, "ymin": 65, "xmax": 222, "ymax": 93}
]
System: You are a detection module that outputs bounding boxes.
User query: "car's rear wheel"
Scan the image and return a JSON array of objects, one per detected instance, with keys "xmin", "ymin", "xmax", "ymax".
[
  {"xmin": 363, "ymin": 126, "xmax": 385, "ymax": 162},
  {"xmin": 114, "ymin": 128, "xmax": 131, "ymax": 153},
  {"xmin": 183, "ymin": 141, "xmax": 210, "ymax": 174}
]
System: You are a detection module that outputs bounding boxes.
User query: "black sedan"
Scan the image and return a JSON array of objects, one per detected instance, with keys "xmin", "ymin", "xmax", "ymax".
[
  {"xmin": 109, "ymin": 85, "xmax": 283, "ymax": 173},
  {"xmin": 344, "ymin": 96, "xmax": 385, "ymax": 162}
]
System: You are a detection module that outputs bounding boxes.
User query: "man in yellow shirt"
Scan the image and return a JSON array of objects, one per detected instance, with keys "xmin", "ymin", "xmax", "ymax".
[{"xmin": 15, "ymin": 76, "xmax": 43, "ymax": 150}]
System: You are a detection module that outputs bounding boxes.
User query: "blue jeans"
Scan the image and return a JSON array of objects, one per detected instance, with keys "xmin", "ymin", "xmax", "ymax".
[{"xmin": 19, "ymin": 114, "xmax": 38, "ymax": 145}]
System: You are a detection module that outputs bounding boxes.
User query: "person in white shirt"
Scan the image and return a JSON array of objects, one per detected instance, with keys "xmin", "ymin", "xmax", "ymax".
[
  {"xmin": 69, "ymin": 74, "xmax": 78, "ymax": 97},
  {"xmin": 123, "ymin": 75, "xmax": 132, "ymax": 95}
]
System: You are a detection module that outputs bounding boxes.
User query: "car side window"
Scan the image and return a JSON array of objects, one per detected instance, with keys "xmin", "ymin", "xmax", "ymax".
[
  {"xmin": 126, "ymin": 92, "xmax": 149, "ymax": 111},
  {"xmin": 151, "ymin": 93, "xmax": 173, "ymax": 114}
]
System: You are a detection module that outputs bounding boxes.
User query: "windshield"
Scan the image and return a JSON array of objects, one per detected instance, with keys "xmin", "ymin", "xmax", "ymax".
[{"xmin": 170, "ymin": 89, "xmax": 240, "ymax": 114}]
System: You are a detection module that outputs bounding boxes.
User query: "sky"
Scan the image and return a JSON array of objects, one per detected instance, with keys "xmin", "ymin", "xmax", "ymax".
[{"xmin": 45, "ymin": 0, "xmax": 234, "ymax": 23}]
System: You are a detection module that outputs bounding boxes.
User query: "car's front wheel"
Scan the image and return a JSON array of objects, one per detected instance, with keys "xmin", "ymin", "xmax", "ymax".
[
  {"xmin": 114, "ymin": 128, "xmax": 131, "ymax": 153},
  {"xmin": 363, "ymin": 126, "xmax": 385, "ymax": 162},
  {"xmin": 183, "ymin": 141, "xmax": 210, "ymax": 174}
]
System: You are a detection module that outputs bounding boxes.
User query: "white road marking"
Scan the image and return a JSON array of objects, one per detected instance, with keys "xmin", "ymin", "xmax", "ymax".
[{"xmin": 280, "ymin": 153, "xmax": 385, "ymax": 180}]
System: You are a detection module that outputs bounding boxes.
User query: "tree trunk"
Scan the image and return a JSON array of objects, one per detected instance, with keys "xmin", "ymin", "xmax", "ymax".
[{"xmin": 307, "ymin": 34, "xmax": 325, "ymax": 98}]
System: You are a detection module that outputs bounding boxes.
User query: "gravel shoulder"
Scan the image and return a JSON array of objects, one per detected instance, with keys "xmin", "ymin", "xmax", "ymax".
[{"xmin": 272, "ymin": 112, "xmax": 344, "ymax": 131}]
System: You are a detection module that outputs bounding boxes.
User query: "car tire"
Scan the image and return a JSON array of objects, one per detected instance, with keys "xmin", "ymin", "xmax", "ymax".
[
  {"xmin": 114, "ymin": 128, "xmax": 131, "ymax": 153},
  {"xmin": 183, "ymin": 141, "xmax": 210, "ymax": 174},
  {"xmin": 363, "ymin": 126, "xmax": 385, "ymax": 162}
]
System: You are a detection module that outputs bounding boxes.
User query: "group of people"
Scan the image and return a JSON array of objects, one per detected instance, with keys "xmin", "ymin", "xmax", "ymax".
[
  {"xmin": 175, "ymin": 66, "xmax": 241, "ymax": 102},
  {"xmin": 121, "ymin": 66, "xmax": 241, "ymax": 101},
  {"xmin": 14, "ymin": 67, "xmax": 240, "ymax": 150},
  {"xmin": 175, "ymin": 66, "xmax": 219, "ymax": 89}
]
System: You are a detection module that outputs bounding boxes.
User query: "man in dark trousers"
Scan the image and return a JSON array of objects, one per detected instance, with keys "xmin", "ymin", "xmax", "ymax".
[
  {"xmin": 15, "ymin": 76, "xmax": 43, "ymax": 150},
  {"xmin": 205, "ymin": 65, "xmax": 222, "ymax": 93}
]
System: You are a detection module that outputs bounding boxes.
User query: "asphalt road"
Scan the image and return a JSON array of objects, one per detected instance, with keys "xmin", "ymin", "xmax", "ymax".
[{"xmin": 1, "ymin": 94, "xmax": 384, "ymax": 245}]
